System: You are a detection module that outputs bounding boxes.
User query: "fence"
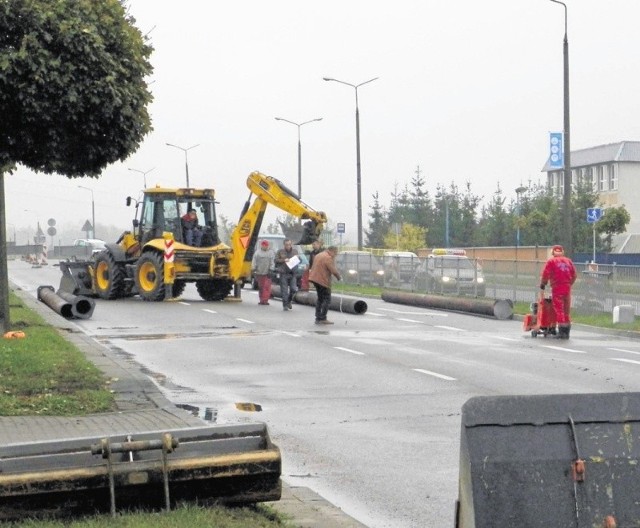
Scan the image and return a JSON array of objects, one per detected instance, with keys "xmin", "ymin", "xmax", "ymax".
[{"xmin": 333, "ymin": 252, "xmax": 640, "ymax": 316}]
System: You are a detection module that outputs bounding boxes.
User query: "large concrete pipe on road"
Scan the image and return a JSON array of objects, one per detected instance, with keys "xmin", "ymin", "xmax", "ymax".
[
  {"xmin": 381, "ymin": 290, "xmax": 513, "ymax": 320},
  {"xmin": 56, "ymin": 290, "xmax": 96, "ymax": 320},
  {"xmin": 37, "ymin": 285, "xmax": 74, "ymax": 319},
  {"xmin": 270, "ymin": 286, "xmax": 368, "ymax": 315}
]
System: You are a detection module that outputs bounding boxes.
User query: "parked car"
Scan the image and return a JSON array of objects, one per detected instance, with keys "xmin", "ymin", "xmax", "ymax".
[
  {"xmin": 250, "ymin": 234, "xmax": 309, "ymax": 289},
  {"xmin": 72, "ymin": 238, "xmax": 106, "ymax": 257},
  {"xmin": 334, "ymin": 250, "xmax": 385, "ymax": 286},
  {"xmin": 413, "ymin": 248, "xmax": 486, "ymax": 296},
  {"xmin": 382, "ymin": 251, "xmax": 420, "ymax": 284}
]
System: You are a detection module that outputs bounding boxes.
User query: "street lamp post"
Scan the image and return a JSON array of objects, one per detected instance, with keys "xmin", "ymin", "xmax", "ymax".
[
  {"xmin": 166, "ymin": 143, "xmax": 199, "ymax": 187},
  {"xmin": 77, "ymin": 186, "xmax": 96, "ymax": 239},
  {"xmin": 323, "ymin": 76, "xmax": 379, "ymax": 250},
  {"xmin": 128, "ymin": 167, "xmax": 156, "ymax": 189},
  {"xmin": 515, "ymin": 186, "xmax": 527, "ymax": 248},
  {"xmin": 444, "ymin": 196, "xmax": 450, "ymax": 248},
  {"xmin": 274, "ymin": 117, "xmax": 323, "ymax": 198},
  {"xmin": 550, "ymin": 0, "xmax": 572, "ymax": 256}
]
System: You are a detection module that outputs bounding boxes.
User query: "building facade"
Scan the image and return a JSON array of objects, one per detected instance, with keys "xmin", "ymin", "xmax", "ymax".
[{"xmin": 542, "ymin": 141, "xmax": 640, "ymax": 250}]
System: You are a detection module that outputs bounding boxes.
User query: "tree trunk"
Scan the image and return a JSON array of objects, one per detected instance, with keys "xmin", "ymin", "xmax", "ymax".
[{"xmin": 0, "ymin": 171, "xmax": 10, "ymax": 332}]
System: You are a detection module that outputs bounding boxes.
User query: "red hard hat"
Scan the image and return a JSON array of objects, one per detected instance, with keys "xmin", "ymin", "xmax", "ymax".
[
  {"xmin": 552, "ymin": 244, "xmax": 564, "ymax": 255},
  {"xmin": 260, "ymin": 240, "xmax": 269, "ymax": 247}
]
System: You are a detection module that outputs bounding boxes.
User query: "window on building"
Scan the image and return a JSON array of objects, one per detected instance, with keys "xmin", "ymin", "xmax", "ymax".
[
  {"xmin": 608, "ymin": 164, "xmax": 617, "ymax": 190},
  {"xmin": 584, "ymin": 167, "xmax": 594, "ymax": 191},
  {"xmin": 598, "ymin": 166, "xmax": 607, "ymax": 191}
]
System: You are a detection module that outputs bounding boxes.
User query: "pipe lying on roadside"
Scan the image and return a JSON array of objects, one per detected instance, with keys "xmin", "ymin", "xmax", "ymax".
[
  {"xmin": 56, "ymin": 290, "xmax": 96, "ymax": 320},
  {"xmin": 37, "ymin": 285, "xmax": 74, "ymax": 319},
  {"xmin": 381, "ymin": 290, "xmax": 513, "ymax": 320},
  {"xmin": 270, "ymin": 286, "xmax": 368, "ymax": 315}
]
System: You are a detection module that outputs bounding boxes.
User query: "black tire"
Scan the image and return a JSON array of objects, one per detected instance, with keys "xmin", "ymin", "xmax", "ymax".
[
  {"xmin": 196, "ymin": 279, "xmax": 232, "ymax": 301},
  {"xmin": 93, "ymin": 250, "xmax": 126, "ymax": 300},
  {"xmin": 135, "ymin": 251, "xmax": 166, "ymax": 301},
  {"xmin": 171, "ymin": 280, "xmax": 186, "ymax": 298}
]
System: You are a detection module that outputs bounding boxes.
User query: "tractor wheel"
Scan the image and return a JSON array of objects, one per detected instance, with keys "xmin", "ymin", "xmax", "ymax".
[
  {"xmin": 171, "ymin": 280, "xmax": 186, "ymax": 298},
  {"xmin": 135, "ymin": 251, "xmax": 166, "ymax": 301},
  {"xmin": 196, "ymin": 279, "xmax": 232, "ymax": 301},
  {"xmin": 93, "ymin": 250, "xmax": 126, "ymax": 300}
]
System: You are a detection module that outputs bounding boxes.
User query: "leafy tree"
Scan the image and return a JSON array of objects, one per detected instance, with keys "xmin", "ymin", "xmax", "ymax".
[
  {"xmin": 0, "ymin": 0, "xmax": 153, "ymax": 331},
  {"xmin": 383, "ymin": 223, "xmax": 427, "ymax": 252},
  {"xmin": 596, "ymin": 205, "xmax": 631, "ymax": 251}
]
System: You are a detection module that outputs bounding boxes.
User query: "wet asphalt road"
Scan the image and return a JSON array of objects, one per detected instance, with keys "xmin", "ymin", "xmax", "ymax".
[{"xmin": 10, "ymin": 259, "xmax": 640, "ymax": 528}]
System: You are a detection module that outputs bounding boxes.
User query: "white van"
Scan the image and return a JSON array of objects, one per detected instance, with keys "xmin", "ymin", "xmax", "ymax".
[{"xmin": 382, "ymin": 251, "xmax": 420, "ymax": 283}]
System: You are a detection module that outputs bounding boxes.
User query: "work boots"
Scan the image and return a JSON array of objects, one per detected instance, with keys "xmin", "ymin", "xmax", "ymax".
[{"xmin": 556, "ymin": 325, "xmax": 571, "ymax": 339}]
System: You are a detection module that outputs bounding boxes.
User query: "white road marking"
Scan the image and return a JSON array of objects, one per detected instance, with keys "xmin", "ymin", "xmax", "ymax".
[
  {"xmin": 396, "ymin": 318, "xmax": 422, "ymax": 323},
  {"xmin": 352, "ymin": 338, "xmax": 395, "ymax": 346},
  {"xmin": 365, "ymin": 312, "xmax": 386, "ymax": 317},
  {"xmin": 202, "ymin": 309, "xmax": 217, "ymax": 314},
  {"xmin": 435, "ymin": 325, "xmax": 466, "ymax": 332},
  {"xmin": 179, "ymin": 301, "xmax": 190, "ymax": 306},
  {"xmin": 236, "ymin": 318, "xmax": 254, "ymax": 324},
  {"xmin": 611, "ymin": 358, "xmax": 640, "ymax": 366},
  {"xmin": 378, "ymin": 308, "xmax": 448, "ymax": 317},
  {"xmin": 609, "ymin": 348, "xmax": 640, "ymax": 356},
  {"xmin": 413, "ymin": 368, "xmax": 457, "ymax": 381},
  {"xmin": 542, "ymin": 345, "xmax": 586, "ymax": 354},
  {"xmin": 334, "ymin": 346, "xmax": 365, "ymax": 356},
  {"xmin": 278, "ymin": 331, "xmax": 301, "ymax": 338},
  {"xmin": 495, "ymin": 336, "xmax": 519, "ymax": 341}
]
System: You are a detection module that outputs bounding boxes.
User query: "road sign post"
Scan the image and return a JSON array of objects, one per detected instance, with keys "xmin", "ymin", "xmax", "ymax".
[
  {"xmin": 587, "ymin": 208, "xmax": 603, "ymax": 263},
  {"xmin": 337, "ymin": 222, "xmax": 345, "ymax": 250}
]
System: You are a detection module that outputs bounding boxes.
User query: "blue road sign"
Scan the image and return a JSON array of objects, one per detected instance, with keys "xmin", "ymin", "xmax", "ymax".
[
  {"xmin": 586, "ymin": 208, "xmax": 603, "ymax": 223},
  {"xmin": 337, "ymin": 222, "xmax": 345, "ymax": 234}
]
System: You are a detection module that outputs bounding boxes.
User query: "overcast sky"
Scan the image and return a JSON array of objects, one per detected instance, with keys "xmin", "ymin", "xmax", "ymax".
[{"xmin": 6, "ymin": 0, "xmax": 640, "ymax": 243}]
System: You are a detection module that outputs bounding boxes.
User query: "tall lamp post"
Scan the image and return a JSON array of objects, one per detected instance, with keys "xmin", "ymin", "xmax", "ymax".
[
  {"xmin": 550, "ymin": 0, "xmax": 572, "ymax": 256},
  {"xmin": 515, "ymin": 186, "xmax": 527, "ymax": 248},
  {"xmin": 323, "ymin": 76, "xmax": 379, "ymax": 250},
  {"xmin": 128, "ymin": 167, "xmax": 155, "ymax": 189},
  {"xmin": 166, "ymin": 143, "xmax": 199, "ymax": 187},
  {"xmin": 77, "ymin": 186, "xmax": 95, "ymax": 239},
  {"xmin": 444, "ymin": 195, "xmax": 450, "ymax": 248},
  {"xmin": 274, "ymin": 117, "xmax": 323, "ymax": 198}
]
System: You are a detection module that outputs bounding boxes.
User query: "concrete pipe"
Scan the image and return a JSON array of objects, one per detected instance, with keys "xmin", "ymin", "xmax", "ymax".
[
  {"xmin": 56, "ymin": 290, "xmax": 96, "ymax": 320},
  {"xmin": 270, "ymin": 286, "xmax": 368, "ymax": 315},
  {"xmin": 381, "ymin": 290, "xmax": 513, "ymax": 320},
  {"xmin": 37, "ymin": 285, "xmax": 74, "ymax": 319}
]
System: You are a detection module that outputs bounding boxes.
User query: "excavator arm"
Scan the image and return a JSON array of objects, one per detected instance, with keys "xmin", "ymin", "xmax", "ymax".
[{"xmin": 229, "ymin": 171, "xmax": 327, "ymax": 283}]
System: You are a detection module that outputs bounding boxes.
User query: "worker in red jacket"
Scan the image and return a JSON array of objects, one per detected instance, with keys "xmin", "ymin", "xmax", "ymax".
[{"xmin": 540, "ymin": 245, "xmax": 577, "ymax": 339}]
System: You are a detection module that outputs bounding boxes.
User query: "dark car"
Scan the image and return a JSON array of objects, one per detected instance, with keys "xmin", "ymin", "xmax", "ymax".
[
  {"xmin": 250, "ymin": 234, "xmax": 308, "ymax": 289},
  {"xmin": 413, "ymin": 249, "xmax": 485, "ymax": 296},
  {"xmin": 334, "ymin": 251, "xmax": 385, "ymax": 286}
]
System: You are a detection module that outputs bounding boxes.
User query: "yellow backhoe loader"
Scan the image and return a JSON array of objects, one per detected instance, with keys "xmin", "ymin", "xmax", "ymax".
[{"xmin": 59, "ymin": 171, "xmax": 326, "ymax": 302}]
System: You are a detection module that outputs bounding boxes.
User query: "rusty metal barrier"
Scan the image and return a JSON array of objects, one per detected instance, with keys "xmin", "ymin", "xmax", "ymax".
[{"xmin": 0, "ymin": 424, "xmax": 281, "ymax": 520}]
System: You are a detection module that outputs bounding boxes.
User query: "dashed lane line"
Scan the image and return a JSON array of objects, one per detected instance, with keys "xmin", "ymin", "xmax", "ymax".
[
  {"xmin": 365, "ymin": 312, "xmax": 386, "ymax": 317},
  {"xmin": 495, "ymin": 336, "xmax": 519, "ymax": 341},
  {"xmin": 179, "ymin": 301, "xmax": 190, "ymax": 306},
  {"xmin": 202, "ymin": 309, "xmax": 218, "ymax": 314},
  {"xmin": 542, "ymin": 345, "xmax": 586, "ymax": 354},
  {"xmin": 378, "ymin": 308, "xmax": 448, "ymax": 317},
  {"xmin": 609, "ymin": 348, "xmax": 640, "ymax": 355},
  {"xmin": 435, "ymin": 325, "xmax": 467, "ymax": 332},
  {"xmin": 334, "ymin": 346, "xmax": 365, "ymax": 356},
  {"xmin": 236, "ymin": 318, "xmax": 254, "ymax": 324},
  {"xmin": 396, "ymin": 318, "xmax": 422, "ymax": 323},
  {"xmin": 610, "ymin": 358, "xmax": 640, "ymax": 366},
  {"xmin": 413, "ymin": 368, "xmax": 457, "ymax": 381}
]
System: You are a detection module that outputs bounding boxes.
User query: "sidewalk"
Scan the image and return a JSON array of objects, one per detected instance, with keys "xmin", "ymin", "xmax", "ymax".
[{"xmin": 6, "ymin": 285, "xmax": 367, "ymax": 528}]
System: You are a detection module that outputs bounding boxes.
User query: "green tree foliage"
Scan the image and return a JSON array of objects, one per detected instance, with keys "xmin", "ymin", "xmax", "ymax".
[
  {"xmin": 0, "ymin": 0, "xmax": 153, "ymax": 175},
  {"xmin": 596, "ymin": 206, "xmax": 631, "ymax": 251},
  {"xmin": 365, "ymin": 192, "xmax": 388, "ymax": 248},
  {"xmin": 382, "ymin": 223, "xmax": 427, "ymax": 252},
  {"xmin": 0, "ymin": 0, "xmax": 154, "ymax": 331}
]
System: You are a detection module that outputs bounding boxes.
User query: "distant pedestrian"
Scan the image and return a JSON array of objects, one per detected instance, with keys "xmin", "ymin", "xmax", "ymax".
[
  {"xmin": 252, "ymin": 240, "xmax": 275, "ymax": 305},
  {"xmin": 309, "ymin": 246, "xmax": 342, "ymax": 325},
  {"xmin": 275, "ymin": 239, "xmax": 299, "ymax": 310},
  {"xmin": 540, "ymin": 244, "xmax": 577, "ymax": 339}
]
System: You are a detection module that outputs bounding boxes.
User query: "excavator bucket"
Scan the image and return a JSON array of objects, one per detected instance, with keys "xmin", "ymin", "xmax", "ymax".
[
  {"xmin": 456, "ymin": 392, "xmax": 640, "ymax": 528},
  {"xmin": 0, "ymin": 423, "xmax": 281, "ymax": 520},
  {"xmin": 281, "ymin": 220, "xmax": 319, "ymax": 245},
  {"xmin": 58, "ymin": 260, "xmax": 95, "ymax": 297}
]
